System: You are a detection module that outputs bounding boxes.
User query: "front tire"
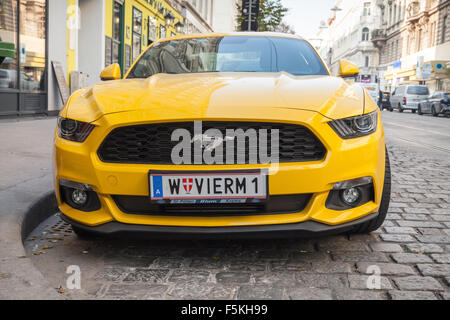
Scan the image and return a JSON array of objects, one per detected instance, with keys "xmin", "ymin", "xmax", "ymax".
[
  {"xmin": 398, "ymin": 104, "xmax": 404, "ymax": 112},
  {"xmin": 350, "ymin": 148, "xmax": 391, "ymax": 234},
  {"xmin": 412, "ymin": 109, "xmax": 416, "ymax": 114},
  {"xmin": 432, "ymin": 106, "xmax": 438, "ymax": 117}
]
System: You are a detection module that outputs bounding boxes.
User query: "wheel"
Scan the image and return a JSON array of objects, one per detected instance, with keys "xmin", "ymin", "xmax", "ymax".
[
  {"xmin": 418, "ymin": 105, "xmax": 423, "ymax": 115},
  {"xmin": 71, "ymin": 225, "xmax": 98, "ymax": 239},
  {"xmin": 431, "ymin": 105, "xmax": 438, "ymax": 117},
  {"xmin": 398, "ymin": 104, "xmax": 403, "ymax": 112},
  {"xmin": 412, "ymin": 109, "xmax": 416, "ymax": 113},
  {"xmin": 350, "ymin": 148, "xmax": 391, "ymax": 234}
]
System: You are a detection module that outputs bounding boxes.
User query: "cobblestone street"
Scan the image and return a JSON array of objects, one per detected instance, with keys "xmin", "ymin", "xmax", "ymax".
[{"xmin": 25, "ymin": 112, "xmax": 450, "ymax": 300}]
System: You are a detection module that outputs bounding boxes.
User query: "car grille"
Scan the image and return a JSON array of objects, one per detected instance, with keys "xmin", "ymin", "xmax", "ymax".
[
  {"xmin": 98, "ymin": 121, "xmax": 326, "ymax": 164},
  {"xmin": 112, "ymin": 194, "xmax": 313, "ymax": 217}
]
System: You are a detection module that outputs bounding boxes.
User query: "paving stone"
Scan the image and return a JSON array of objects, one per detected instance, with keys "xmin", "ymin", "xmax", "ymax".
[
  {"xmin": 379, "ymin": 234, "xmax": 416, "ymax": 243},
  {"xmin": 94, "ymin": 267, "xmax": 128, "ymax": 282},
  {"xmin": 416, "ymin": 264, "xmax": 450, "ymax": 277},
  {"xmin": 384, "ymin": 227, "xmax": 418, "ymax": 234},
  {"xmin": 225, "ymin": 259, "xmax": 267, "ymax": 272},
  {"xmin": 102, "ymin": 284, "xmax": 168, "ymax": 300},
  {"xmin": 333, "ymin": 289, "xmax": 383, "ymax": 300},
  {"xmin": 123, "ymin": 269, "xmax": 169, "ymax": 283},
  {"xmin": 253, "ymin": 272, "xmax": 296, "ymax": 286},
  {"xmin": 432, "ymin": 215, "xmax": 450, "ymax": 222},
  {"xmin": 440, "ymin": 292, "xmax": 450, "ymax": 300},
  {"xmin": 168, "ymin": 270, "xmax": 210, "ymax": 283},
  {"xmin": 168, "ymin": 283, "xmax": 234, "ymax": 300},
  {"xmin": 348, "ymin": 275, "xmax": 393, "ymax": 290},
  {"xmin": 393, "ymin": 276, "xmax": 444, "ymax": 291},
  {"xmin": 391, "ymin": 253, "xmax": 433, "ymax": 264},
  {"xmin": 397, "ymin": 221, "xmax": 442, "ymax": 228},
  {"xmin": 401, "ymin": 214, "xmax": 430, "ymax": 221},
  {"xmin": 415, "ymin": 235, "xmax": 450, "ymax": 243},
  {"xmin": 215, "ymin": 272, "xmax": 251, "ymax": 284},
  {"xmin": 388, "ymin": 290, "xmax": 437, "ymax": 300},
  {"xmin": 403, "ymin": 208, "xmax": 430, "ymax": 214},
  {"xmin": 356, "ymin": 262, "xmax": 416, "ymax": 276},
  {"xmin": 287, "ymin": 287, "xmax": 333, "ymax": 300},
  {"xmin": 445, "ymin": 277, "xmax": 450, "ymax": 286},
  {"xmin": 430, "ymin": 254, "xmax": 450, "ymax": 263},
  {"xmin": 369, "ymin": 243, "xmax": 403, "ymax": 253},
  {"xmin": 418, "ymin": 228, "xmax": 444, "ymax": 235},
  {"xmin": 331, "ymin": 252, "xmax": 389, "ymax": 263},
  {"xmin": 405, "ymin": 243, "xmax": 444, "ymax": 253},
  {"xmin": 236, "ymin": 285, "xmax": 284, "ymax": 300}
]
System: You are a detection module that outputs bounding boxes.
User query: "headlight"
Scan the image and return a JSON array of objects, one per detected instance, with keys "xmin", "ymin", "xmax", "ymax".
[
  {"xmin": 57, "ymin": 117, "xmax": 95, "ymax": 142},
  {"xmin": 329, "ymin": 111, "xmax": 378, "ymax": 139}
]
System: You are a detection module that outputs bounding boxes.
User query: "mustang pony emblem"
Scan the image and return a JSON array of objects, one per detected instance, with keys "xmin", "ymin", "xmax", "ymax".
[{"xmin": 191, "ymin": 134, "xmax": 236, "ymax": 152}]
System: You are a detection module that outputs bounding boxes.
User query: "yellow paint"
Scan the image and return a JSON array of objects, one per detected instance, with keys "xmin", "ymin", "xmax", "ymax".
[
  {"xmin": 100, "ymin": 63, "xmax": 121, "ymax": 80},
  {"xmin": 338, "ymin": 60, "xmax": 360, "ymax": 77},
  {"xmin": 54, "ymin": 34, "xmax": 386, "ymax": 229}
]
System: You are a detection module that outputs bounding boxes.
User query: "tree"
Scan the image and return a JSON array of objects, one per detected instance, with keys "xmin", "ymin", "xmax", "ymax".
[
  {"xmin": 236, "ymin": 0, "xmax": 290, "ymax": 32},
  {"xmin": 273, "ymin": 22, "xmax": 296, "ymax": 35}
]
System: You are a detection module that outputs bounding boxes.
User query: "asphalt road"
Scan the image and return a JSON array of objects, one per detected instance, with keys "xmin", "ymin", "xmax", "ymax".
[
  {"xmin": 25, "ymin": 111, "xmax": 450, "ymax": 300},
  {"xmin": 381, "ymin": 110, "xmax": 450, "ymax": 162}
]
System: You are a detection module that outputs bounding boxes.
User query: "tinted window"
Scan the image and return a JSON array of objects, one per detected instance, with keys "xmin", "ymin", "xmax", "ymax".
[
  {"xmin": 407, "ymin": 86, "xmax": 429, "ymax": 95},
  {"xmin": 127, "ymin": 36, "xmax": 328, "ymax": 78}
]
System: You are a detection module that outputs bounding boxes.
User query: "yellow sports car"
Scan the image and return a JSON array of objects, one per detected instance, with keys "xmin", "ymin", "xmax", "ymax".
[{"xmin": 54, "ymin": 33, "xmax": 390, "ymax": 238}]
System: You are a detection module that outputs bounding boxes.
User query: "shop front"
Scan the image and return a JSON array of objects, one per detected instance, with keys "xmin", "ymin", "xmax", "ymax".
[{"xmin": 0, "ymin": 0, "xmax": 47, "ymax": 116}]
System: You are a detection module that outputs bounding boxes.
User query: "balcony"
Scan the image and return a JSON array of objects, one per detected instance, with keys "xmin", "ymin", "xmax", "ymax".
[{"xmin": 371, "ymin": 29, "xmax": 386, "ymax": 48}]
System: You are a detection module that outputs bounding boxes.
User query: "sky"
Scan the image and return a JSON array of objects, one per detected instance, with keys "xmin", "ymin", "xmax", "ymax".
[{"xmin": 281, "ymin": 0, "xmax": 337, "ymax": 40}]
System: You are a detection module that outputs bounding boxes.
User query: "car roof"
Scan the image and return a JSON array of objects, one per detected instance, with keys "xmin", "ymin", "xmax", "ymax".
[{"xmin": 158, "ymin": 32, "xmax": 304, "ymax": 42}]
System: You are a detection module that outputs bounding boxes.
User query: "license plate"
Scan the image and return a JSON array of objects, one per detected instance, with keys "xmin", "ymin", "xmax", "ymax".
[{"xmin": 149, "ymin": 170, "xmax": 267, "ymax": 201}]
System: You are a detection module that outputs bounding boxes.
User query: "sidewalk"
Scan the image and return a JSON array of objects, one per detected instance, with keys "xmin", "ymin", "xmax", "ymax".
[{"xmin": 0, "ymin": 117, "xmax": 62, "ymax": 299}]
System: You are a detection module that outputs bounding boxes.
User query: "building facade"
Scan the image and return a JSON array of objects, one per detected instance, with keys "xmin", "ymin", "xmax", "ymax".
[
  {"xmin": 212, "ymin": 0, "xmax": 239, "ymax": 33},
  {"xmin": 179, "ymin": 0, "xmax": 214, "ymax": 33},
  {"xmin": 372, "ymin": 0, "xmax": 450, "ymax": 92},
  {"xmin": 0, "ymin": 0, "xmax": 186, "ymax": 116},
  {"xmin": 325, "ymin": 0, "xmax": 382, "ymax": 83}
]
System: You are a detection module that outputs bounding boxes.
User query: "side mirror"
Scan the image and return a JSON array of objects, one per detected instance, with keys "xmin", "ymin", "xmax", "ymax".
[
  {"xmin": 338, "ymin": 60, "xmax": 359, "ymax": 78},
  {"xmin": 100, "ymin": 63, "xmax": 121, "ymax": 81}
]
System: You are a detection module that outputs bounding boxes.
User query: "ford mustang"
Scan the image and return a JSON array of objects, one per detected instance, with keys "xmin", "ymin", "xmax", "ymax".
[{"xmin": 54, "ymin": 33, "xmax": 390, "ymax": 238}]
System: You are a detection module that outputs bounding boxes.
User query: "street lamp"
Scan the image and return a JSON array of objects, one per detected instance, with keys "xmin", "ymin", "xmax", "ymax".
[
  {"xmin": 164, "ymin": 12, "xmax": 175, "ymax": 26},
  {"xmin": 175, "ymin": 21, "xmax": 184, "ymax": 33}
]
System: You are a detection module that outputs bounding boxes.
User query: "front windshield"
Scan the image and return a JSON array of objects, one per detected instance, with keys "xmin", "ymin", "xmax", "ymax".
[{"xmin": 127, "ymin": 36, "xmax": 328, "ymax": 78}]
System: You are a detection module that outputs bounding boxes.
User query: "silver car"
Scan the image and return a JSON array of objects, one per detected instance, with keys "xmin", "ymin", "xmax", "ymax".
[
  {"xmin": 389, "ymin": 85, "xmax": 430, "ymax": 113},
  {"xmin": 418, "ymin": 91, "xmax": 450, "ymax": 116}
]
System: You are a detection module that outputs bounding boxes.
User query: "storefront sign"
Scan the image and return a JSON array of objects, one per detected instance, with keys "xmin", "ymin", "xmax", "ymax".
[
  {"xmin": 422, "ymin": 64, "xmax": 432, "ymax": 79},
  {"xmin": 52, "ymin": 61, "xmax": 69, "ymax": 105}
]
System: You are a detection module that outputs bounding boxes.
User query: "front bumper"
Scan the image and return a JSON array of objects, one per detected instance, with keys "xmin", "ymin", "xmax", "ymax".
[
  {"xmin": 53, "ymin": 109, "xmax": 386, "ymax": 230},
  {"xmin": 61, "ymin": 211, "xmax": 379, "ymax": 239}
]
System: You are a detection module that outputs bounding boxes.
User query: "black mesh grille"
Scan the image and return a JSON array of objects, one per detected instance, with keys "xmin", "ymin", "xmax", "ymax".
[
  {"xmin": 98, "ymin": 122, "xmax": 326, "ymax": 164},
  {"xmin": 113, "ymin": 194, "xmax": 313, "ymax": 217}
]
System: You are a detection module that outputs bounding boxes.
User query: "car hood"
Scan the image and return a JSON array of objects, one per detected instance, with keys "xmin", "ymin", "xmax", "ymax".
[{"xmin": 65, "ymin": 72, "xmax": 367, "ymax": 123}]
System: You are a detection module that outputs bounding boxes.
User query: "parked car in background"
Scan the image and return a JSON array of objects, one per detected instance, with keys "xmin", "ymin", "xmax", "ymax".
[
  {"xmin": 389, "ymin": 85, "xmax": 430, "ymax": 113},
  {"xmin": 0, "ymin": 69, "xmax": 40, "ymax": 91},
  {"xmin": 418, "ymin": 91, "xmax": 450, "ymax": 116},
  {"xmin": 380, "ymin": 91, "xmax": 392, "ymax": 111}
]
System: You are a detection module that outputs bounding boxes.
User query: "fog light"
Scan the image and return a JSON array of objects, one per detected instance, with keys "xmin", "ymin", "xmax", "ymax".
[
  {"xmin": 341, "ymin": 187, "xmax": 361, "ymax": 206},
  {"xmin": 71, "ymin": 189, "xmax": 88, "ymax": 206}
]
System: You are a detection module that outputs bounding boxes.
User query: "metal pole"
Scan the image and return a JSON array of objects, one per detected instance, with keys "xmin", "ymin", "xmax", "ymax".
[{"xmin": 248, "ymin": 0, "xmax": 252, "ymax": 31}]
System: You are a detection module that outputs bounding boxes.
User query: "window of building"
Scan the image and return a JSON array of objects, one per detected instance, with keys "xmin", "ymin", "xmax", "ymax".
[
  {"xmin": 132, "ymin": 7, "xmax": 142, "ymax": 62},
  {"xmin": 363, "ymin": 2, "xmax": 371, "ymax": 16},
  {"xmin": 362, "ymin": 27, "xmax": 370, "ymax": 41},
  {"xmin": 442, "ymin": 16, "xmax": 448, "ymax": 44},
  {"xmin": 365, "ymin": 56, "xmax": 369, "ymax": 67}
]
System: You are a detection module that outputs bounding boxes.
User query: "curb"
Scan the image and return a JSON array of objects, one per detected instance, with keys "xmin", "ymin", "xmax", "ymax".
[{"xmin": 20, "ymin": 191, "xmax": 58, "ymax": 241}]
